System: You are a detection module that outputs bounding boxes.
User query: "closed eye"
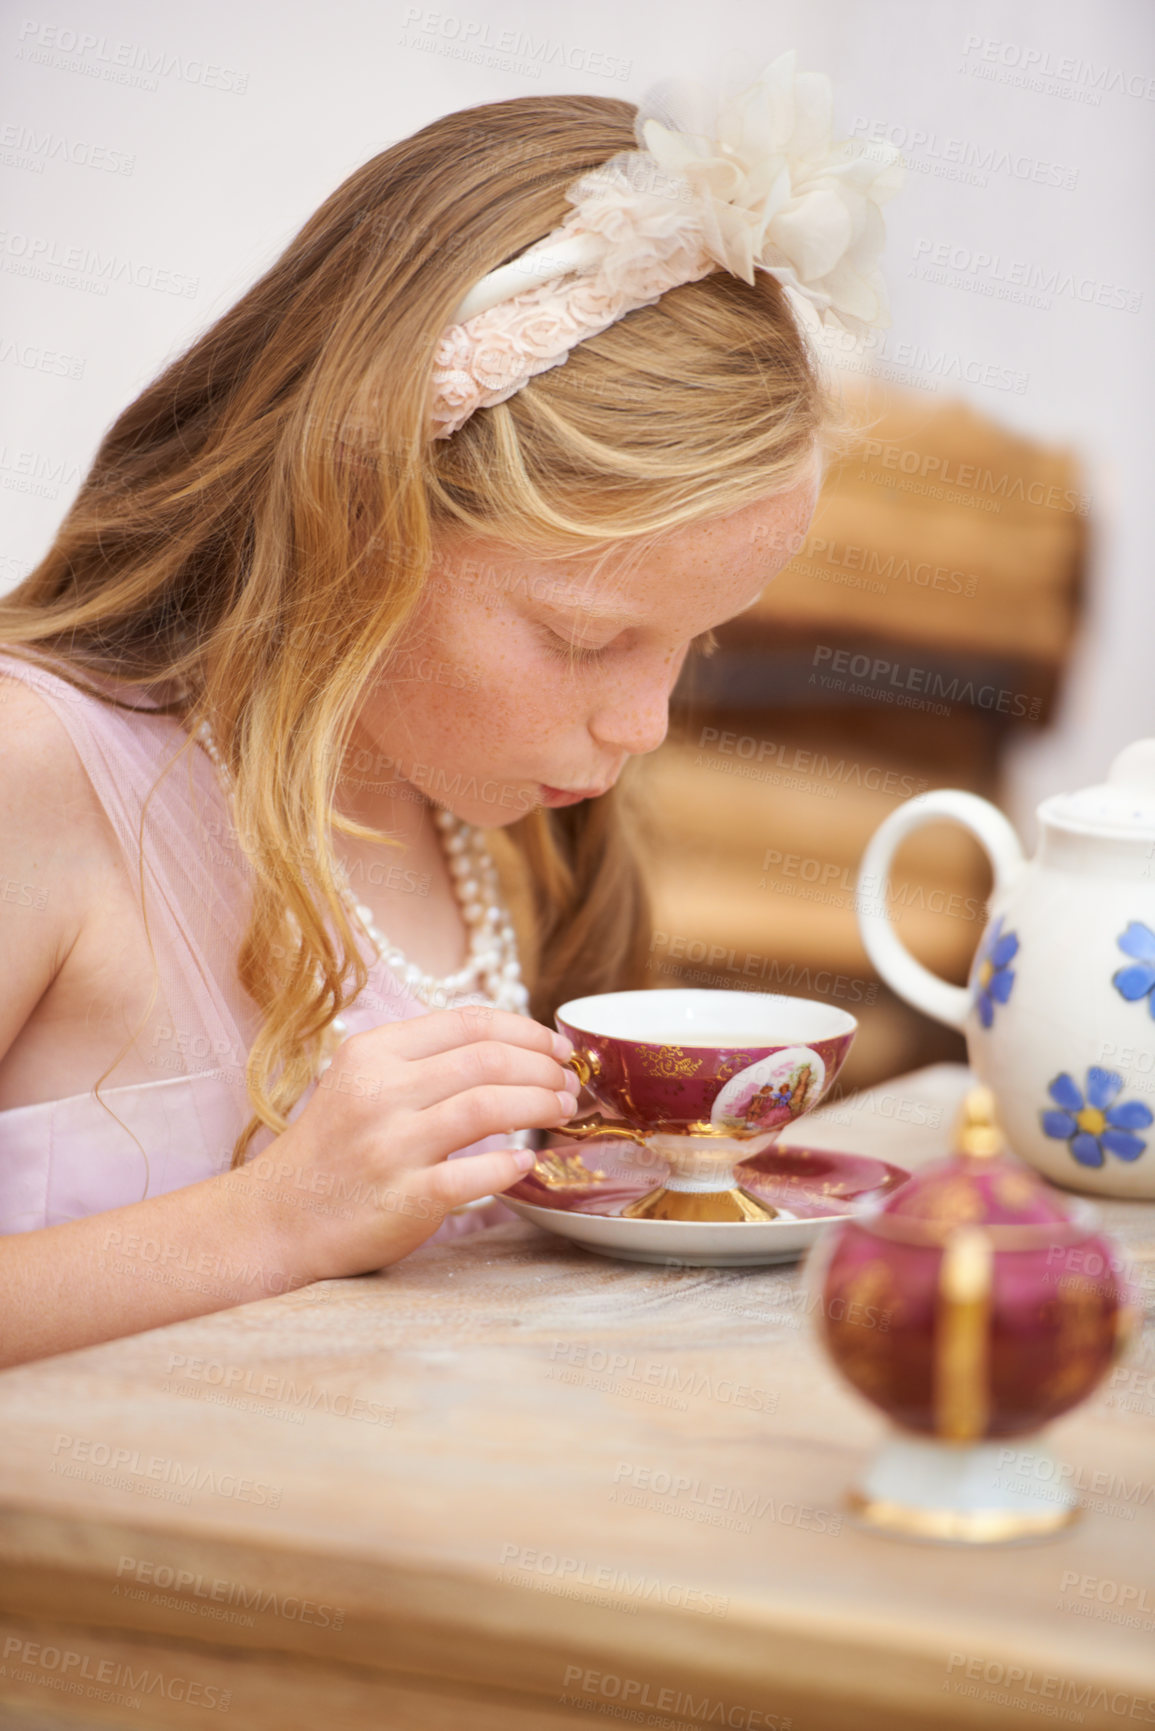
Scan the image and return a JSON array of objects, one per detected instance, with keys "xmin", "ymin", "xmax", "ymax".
[
  {"xmin": 539, "ymin": 624, "xmax": 718, "ymax": 666},
  {"xmin": 539, "ymin": 624, "xmax": 616, "ymax": 666}
]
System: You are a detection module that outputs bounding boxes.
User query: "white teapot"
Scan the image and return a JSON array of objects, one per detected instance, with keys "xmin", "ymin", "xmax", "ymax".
[{"xmin": 857, "ymin": 740, "xmax": 1155, "ymax": 1198}]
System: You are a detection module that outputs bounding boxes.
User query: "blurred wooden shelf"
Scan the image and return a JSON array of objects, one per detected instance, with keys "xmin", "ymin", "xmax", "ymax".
[
  {"xmin": 695, "ymin": 382, "xmax": 1087, "ymax": 722},
  {"xmin": 638, "ymin": 738, "xmax": 989, "ymax": 989},
  {"xmin": 763, "ymin": 485, "xmax": 1078, "ymax": 658},
  {"xmin": 639, "ymin": 737, "xmax": 993, "ymax": 877}
]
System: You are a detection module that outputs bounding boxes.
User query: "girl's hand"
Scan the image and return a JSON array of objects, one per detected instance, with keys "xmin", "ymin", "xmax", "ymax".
[{"xmin": 239, "ymin": 1006, "xmax": 578, "ymax": 1279}]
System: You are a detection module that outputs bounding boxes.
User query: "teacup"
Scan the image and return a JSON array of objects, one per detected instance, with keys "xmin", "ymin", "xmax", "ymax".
[{"xmin": 555, "ymin": 988, "xmax": 857, "ymax": 1222}]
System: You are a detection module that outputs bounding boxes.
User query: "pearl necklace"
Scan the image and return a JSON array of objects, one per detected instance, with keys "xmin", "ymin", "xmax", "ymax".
[
  {"xmin": 191, "ymin": 718, "xmax": 531, "ymax": 1027},
  {"xmin": 333, "ymin": 808, "xmax": 530, "ymax": 1023}
]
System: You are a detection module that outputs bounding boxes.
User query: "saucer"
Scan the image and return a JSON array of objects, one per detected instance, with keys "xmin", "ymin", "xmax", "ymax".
[{"xmin": 503, "ymin": 1144, "xmax": 911, "ymax": 1268}]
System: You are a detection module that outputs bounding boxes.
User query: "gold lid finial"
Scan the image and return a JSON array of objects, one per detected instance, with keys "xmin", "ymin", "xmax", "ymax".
[{"xmin": 955, "ymin": 1084, "xmax": 1005, "ymax": 1159}]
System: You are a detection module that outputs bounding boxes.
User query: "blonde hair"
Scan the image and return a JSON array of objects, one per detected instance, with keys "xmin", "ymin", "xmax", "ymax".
[{"xmin": 0, "ymin": 93, "xmax": 830, "ymax": 1164}]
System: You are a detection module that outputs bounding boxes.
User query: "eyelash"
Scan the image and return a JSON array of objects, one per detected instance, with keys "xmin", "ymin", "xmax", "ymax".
[
  {"xmin": 539, "ymin": 628, "xmax": 610, "ymax": 666},
  {"xmin": 538, "ymin": 627, "xmax": 719, "ymax": 665}
]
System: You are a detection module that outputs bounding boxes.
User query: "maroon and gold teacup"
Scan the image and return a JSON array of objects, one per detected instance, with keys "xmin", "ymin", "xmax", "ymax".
[{"xmin": 554, "ymin": 988, "xmax": 857, "ymax": 1222}]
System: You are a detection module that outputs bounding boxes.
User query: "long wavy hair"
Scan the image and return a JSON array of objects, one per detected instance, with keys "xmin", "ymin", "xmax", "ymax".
[{"xmin": 0, "ymin": 93, "xmax": 829, "ymax": 1164}]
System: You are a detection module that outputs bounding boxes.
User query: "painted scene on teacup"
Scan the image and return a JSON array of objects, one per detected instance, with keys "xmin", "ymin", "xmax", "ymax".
[{"xmin": 711, "ymin": 1046, "xmax": 826, "ymax": 1133}]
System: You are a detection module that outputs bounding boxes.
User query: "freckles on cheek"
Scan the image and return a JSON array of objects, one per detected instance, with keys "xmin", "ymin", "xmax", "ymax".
[
  {"xmin": 398, "ymin": 624, "xmax": 553, "ymax": 769},
  {"xmin": 383, "ymin": 592, "xmax": 592, "ymax": 778},
  {"xmin": 453, "ymin": 618, "xmax": 531, "ymax": 744}
]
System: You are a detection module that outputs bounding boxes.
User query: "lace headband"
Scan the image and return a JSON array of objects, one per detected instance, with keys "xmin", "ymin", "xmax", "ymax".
[{"xmin": 428, "ymin": 51, "xmax": 903, "ymax": 439}]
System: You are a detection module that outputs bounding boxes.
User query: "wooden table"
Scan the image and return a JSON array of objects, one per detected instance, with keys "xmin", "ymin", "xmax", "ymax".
[{"xmin": 1, "ymin": 1063, "xmax": 1153, "ymax": 1731}]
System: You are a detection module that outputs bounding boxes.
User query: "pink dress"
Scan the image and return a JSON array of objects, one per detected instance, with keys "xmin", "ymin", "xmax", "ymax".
[{"xmin": 0, "ymin": 649, "xmax": 516, "ymax": 1242}]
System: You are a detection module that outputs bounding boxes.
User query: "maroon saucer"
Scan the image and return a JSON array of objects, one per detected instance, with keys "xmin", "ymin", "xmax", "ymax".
[{"xmin": 509, "ymin": 1143, "xmax": 910, "ymax": 1219}]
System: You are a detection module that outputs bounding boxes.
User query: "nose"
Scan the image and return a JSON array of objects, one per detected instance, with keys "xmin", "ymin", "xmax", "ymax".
[{"xmin": 588, "ymin": 669, "xmax": 673, "ymax": 759}]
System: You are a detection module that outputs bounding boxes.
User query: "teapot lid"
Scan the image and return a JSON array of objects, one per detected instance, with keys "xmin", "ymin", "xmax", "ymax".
[
  {"xmin": 1040, "ymin": 739, "xmax": 1155, "ymax": 838},
  {"xmin": 878, "ymin": 1086, "xmax": 1072, "ymax": 1230}
]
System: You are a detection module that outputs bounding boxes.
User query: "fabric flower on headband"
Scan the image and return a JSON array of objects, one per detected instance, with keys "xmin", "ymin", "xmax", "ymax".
[
  {"xmin": 429, "ymin": 51, "xmax": 903, "ymax": 438},
  {"xmin": 638, "ymin": 52, "xmax": 903, "ymax": 325}
]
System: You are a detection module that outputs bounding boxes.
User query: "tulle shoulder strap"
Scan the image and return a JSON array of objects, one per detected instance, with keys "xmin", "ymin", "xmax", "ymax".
[
  {"xmin": 0, "ymin": 645, "xmax": 259, "ymax": 1074},
  {"xmin": 1, "ymin": 648, "xmax": 207, "ymax": 859}
]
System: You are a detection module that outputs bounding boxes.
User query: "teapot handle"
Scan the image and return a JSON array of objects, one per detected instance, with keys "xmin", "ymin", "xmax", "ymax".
[{"xmin": 856, "ymin": 790, "xmax": 1025, "ymax": 1031}]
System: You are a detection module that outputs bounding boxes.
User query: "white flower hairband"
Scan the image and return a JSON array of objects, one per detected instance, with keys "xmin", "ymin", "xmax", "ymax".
[{"xmin": 428, "ymin": 51, "xmax": 904, "ymax": 439}]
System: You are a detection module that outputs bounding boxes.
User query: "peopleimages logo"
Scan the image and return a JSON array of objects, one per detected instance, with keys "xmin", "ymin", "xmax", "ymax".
[
  {"xmin": 50, "ymin": 1434, "xmax": 282, "ymax": 1507},
  {"xmin": 560, "ymin": 1665, "xmax": 790, "ymax": 1728},
  {"xmin": 162, "ymin": 1351, "xmax": 395, "ymax": 1426},
  {"xmin": 0, "ymin": 334, "xmax": 85, "ymax": 378},
  {"xmin": 0, "ymin": 443, "xmax": 82, "ymax": 500},
  {"xmin": 1057, "ymin": 1568, "xmax": 1155, "ymax": 1627},
  {"xmin": 859, "ymin": 439, "xmax": 1090, "ymax": 514},
  {"xmin": 1, "ymin": 1637, "xmax": 230, "ymax": 1713},
  {"xmin": 697, "ymin": 727, "xmax": 928, "ymax": 796},
  {"xmin": 0, "ymin": 122, "xmax": 135, "ymax": 175},
  {"xmin": 15, "ymin": 21, "xmax": 249, "ymax": 94},
  {"xmin": 959, "ymin": 34, "xmax": 1155, "ymax": 103},
  {"xmin": 911, "ymin": 237, "xmax": 1142, "ymax": 314},
  {"xmin": 547, "ymin": 1339, "xmax": 777, "ymax": 1414},
  {"xmin": 499, "ymin": 1544, "xmax": 730, "ymax": 1618},
  {"xmin": 793, "ymin": 530, "xmax": 979, "ymax": 596},
  {"xmin": 813, "ymin": 323, "xmax": 1029, "ymax": 398},
  {"xmin": 994, "ymin": 1447, "xmax": 1154, "ymax": 1520},
  {"xmin": 851, "ymin": 116, "xmax": 1078, "ymax": 190},
  {"xmin": 647, "ymin": 932, "xmax": 878, "ymax": 1004},
  {"xmin": 945, "ymin": 1652, "xmax": 1155, "ymax": 1721},
  {"xmin": 810, "ymin": 645, "xmax": 1042, "ymax": 720},
  {"xmin": 398, "ymin": 8, "xmax": 632, "ymax": 80},
  {"xmin": 611, "ymin": 1462, "xmax": 844, "ymax": 1536},
  {"xmin": 115, "ymin": 1556, "xmax": 346, "ymax": 1629},
  {"xmin": 0, "ymin": 229, "xmax": 199, "ymax": 298}
]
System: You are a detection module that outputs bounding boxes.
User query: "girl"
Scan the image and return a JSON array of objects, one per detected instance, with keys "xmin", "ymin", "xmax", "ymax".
[{"xmin": 0, "ymin": 58, "xmax": 899, "ymax": 1364}]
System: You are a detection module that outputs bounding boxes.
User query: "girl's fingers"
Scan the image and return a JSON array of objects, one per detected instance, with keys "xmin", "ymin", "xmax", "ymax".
[
  {"xmin": 354, "ymin": 1006, "xmax": 571, "ymax": 1065},
  {"xmin": 414, "ymin": 1085, "xmax": 577, "ymax": 1164},
  {"xmin": 422, "ymin": 1147, "xmax": 535, "ymax": 1213},
  {"xmin": 401, "ymin": 1041, "xmax": 578, "ymax": 1111}
]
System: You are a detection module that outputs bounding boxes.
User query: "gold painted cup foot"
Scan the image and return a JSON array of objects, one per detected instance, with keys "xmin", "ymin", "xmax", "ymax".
[
  {"xmin": 847, "ymin": 1433, "xmax": 1082, "ymax": 1545},
  {"xmin": 846, "ymin": 1488, "xmax": 1080, "ymax": 1544},
  {"xmin": 621, "ymin": 1185, "xmax": 777, "ymax": 1223}
]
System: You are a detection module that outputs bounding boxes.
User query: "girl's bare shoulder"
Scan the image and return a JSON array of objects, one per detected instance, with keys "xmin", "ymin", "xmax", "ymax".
[{"xmin": 0, "ymin": 675, "xmax": 120, "ymax": 1050}]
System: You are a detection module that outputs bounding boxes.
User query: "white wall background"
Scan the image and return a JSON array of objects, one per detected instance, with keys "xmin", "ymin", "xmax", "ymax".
[{"xmin": 1, "ymin": 0, "xmax": 1152, "ymax": 839}]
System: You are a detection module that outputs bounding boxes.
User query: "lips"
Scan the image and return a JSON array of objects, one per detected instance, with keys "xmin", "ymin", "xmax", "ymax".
[{"xmin": 539, "ymin": 785, "xmax": 609, "ymax": 807}]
